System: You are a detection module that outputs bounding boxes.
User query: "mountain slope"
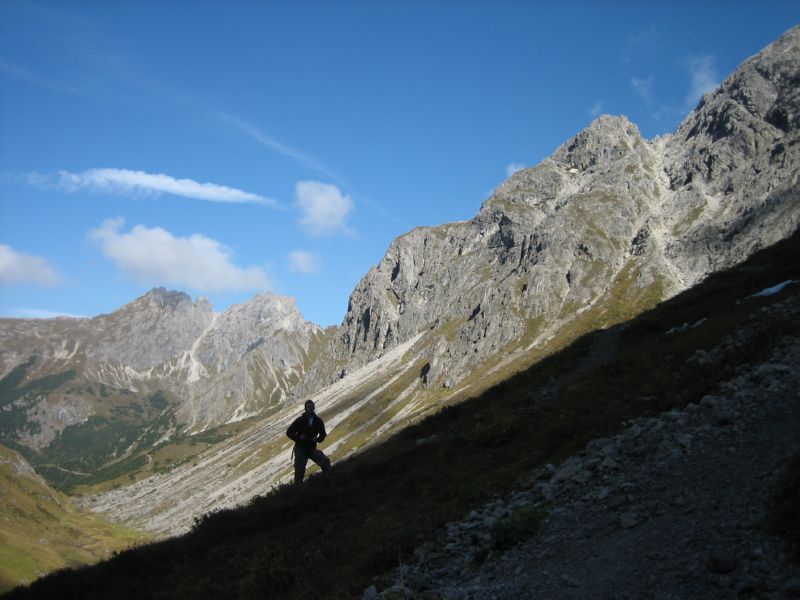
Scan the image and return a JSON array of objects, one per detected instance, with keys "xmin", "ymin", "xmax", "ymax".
[
  {"xmin": 0, "ymin": 25, "xmax": 798, "ymax": 585},
  {"xmin": 64, "ymin": 24, "xmax": 800, "ymax": 537},
  {"xmin": 0, "ymin": 290, "xmax": 324, "ymax": 490},
  {"xmin": 0, "ymin": 444, "xmax": 146, "ymax": 594},
  {"xmin": 4, "ymin": 210, "xmax": 799, "ymax": 600},
  {"xmin": 299, "ymin": 24, "xmax": 800, "ymax": 401}
]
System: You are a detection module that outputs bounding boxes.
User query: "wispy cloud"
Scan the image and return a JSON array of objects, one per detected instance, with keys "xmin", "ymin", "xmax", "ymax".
[
  {"xmin": 626, "ymin": 26, "xmax": 658, "ymax": 49},
  {"xmin": 685, "ymin": 55, "xmax": 719, "ymax": 108},
  {"xmin": 89, "ymin": 218, "xmax": 271, "ymax": 292},
  {"xmin": 506, "ymin": 163, "xmax": 526, "ymax": 178},
  {"xmin": 295, "ymin": 181, "xmax": 355, "ymax": 237},
  {"xmin": 287, "ymin": 250, "xmax": 322, "ymax": 275},
  {"xmin": 29, "ymin": 168, "xmax": 279, "ymax": 206},
  {"xmin": 589, "ymin": 102, "xmax": 605, "ymax": 118},
  {"xmin": 631, "ymin": 76, "xmax": 655, "ymax": 107},
  {"xmin": 631, "ymin": 53, "xmax": 720, "ymax": 124},
  {"xmin": 217, "ymin": 112, "xmax": 343, "ymax": 184},
  {"xmin": 8, "ymin": 308, "xmax": 86, "ymax": 319},
  {"xmin": 623, "ymin": 26, "xmax": 659, "ymax": 66},
  {"xmin": 0, "ymin": 57, "xmax": 81, "ymax": 95},
  {"xmin": 0, "ymin": 244, "xmax": 63, "ymax": 286},
  {"xmin": 630, "ymin": 75, "xmax": 674, "ymax": 122}
]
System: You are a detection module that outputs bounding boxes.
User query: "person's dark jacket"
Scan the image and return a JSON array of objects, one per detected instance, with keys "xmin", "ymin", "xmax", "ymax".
[{"xmin": 286, "ymin": 413, "xmax": 327, "ymax": 450}]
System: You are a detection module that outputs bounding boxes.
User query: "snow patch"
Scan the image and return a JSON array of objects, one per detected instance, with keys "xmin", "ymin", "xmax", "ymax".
[{"xmin": 750, "ymin": 280, "xmax": 798, "ymax": 298}]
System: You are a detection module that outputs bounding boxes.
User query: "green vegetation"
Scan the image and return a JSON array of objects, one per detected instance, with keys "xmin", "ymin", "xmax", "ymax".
[
  {"xmin": 0, "ymin": 371, "xmax": 209, "ymax": 492},
  {"xmin": 0, "ymin": 360, "xmax": 76, "ymax": 410},
  {"xmin": 0, "ymin": 357, "xmax": 37, "ymax": 407},
  {"xmin": 36, "ymin": 404, "xmax": 179, "ymax": 491},
  {"xmin": 490, "ymin": 505, "xmax": 545, "ymax": 552},
  {"xmin": 6, "ymin": 229, "xmax": 799, "ymax": 599},
  {"xmin": 0, "ymin": 364, "xmax": 77, "ymax": 448},
  {"xmin": 71, "ymin": 418, "xmax": 259, "ymax": 496},
  {"xmin": 0, "ymin": 445, "xmax": 147, "ymax": 595},
  {"xmin": 672, "ymin": 205, "xmax": 706, "ymax": 236}
]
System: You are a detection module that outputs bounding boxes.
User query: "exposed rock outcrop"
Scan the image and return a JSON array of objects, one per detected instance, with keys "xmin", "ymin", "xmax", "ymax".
[
  {"xmin": 0, "ymin": 289, "xmax": 323, "ymax": 481},
  {"xmin": 299, "ymin": 26, "xmax": 800, "ymax": 400}
]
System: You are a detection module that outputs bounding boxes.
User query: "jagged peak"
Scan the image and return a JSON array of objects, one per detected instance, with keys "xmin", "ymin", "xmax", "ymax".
[
  {"xmin": 226, "ymin": 292, "xmax": 297, "ymax": 315},
  {"xmin": 552, "ymin": 114, "xmax": 644, "ymax": 170},
  {"xmin": 481, "ymin": 114, "xmax": 647, "ymax": 217},
  {"xmin": 108, "ymin": 288, "xmax": 214, "ymax": 319},
  {"xmin": 676, "ymin": 24, "xmax": 800, "ymax": 144},
  {"xmin": 219, "ymin": 292, "xmax": 320, "ymax": 331},
  {"xmin": 141, "ymin": 287, "xmax": 192, "ymax": 305}
]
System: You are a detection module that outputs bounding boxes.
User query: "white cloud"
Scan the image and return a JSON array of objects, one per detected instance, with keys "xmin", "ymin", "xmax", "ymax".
[
  {"xmin": 631, "ymin": 76, "xmax": 655, "ymax": 106},
  {"xmin": 589, "ymin": 102, "xmax": 605, "ymax": 118},
  {"xmin": 287, "ymin": 250, "xmax": 321, "ymax": 275},
  {"xmin": 295, "ymin": 181, "xmax": 354, "ymax": 237},
  {"xmin": 685, "ymin": 55, "xmax": 719, "ymax": 108},
  {"xmin": 32, "ymin": 168, "xmax": 278, "ymax": 206},
  {"xmin": 506, "ymin": 163, "xmax": 526, "ymax": 178},
  {"xmin": 626, "ymin": 26, "xmax": 658, "ymax": 49},
  {"xmin": 0, "ymin": 244, "xmax": 62, "ymax": 286},
  {"xmin": 217, "ymin": 112, "xmax": 343, "ymax": 184},
  {"xmin": 9, "ymin": 308, "xmax": 86, "ymax": 319},
  {"xmin": 88, "ymin": 218, "xmax": 270, "ymax": 292}
]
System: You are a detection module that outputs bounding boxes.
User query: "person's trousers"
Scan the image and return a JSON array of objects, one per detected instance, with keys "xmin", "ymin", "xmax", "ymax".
[{"xmin": 294, "ymin": 444, "xmax": 331, "ymax": 484}]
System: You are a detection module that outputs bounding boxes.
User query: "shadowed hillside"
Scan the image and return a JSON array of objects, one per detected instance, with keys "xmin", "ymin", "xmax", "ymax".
[{"xmin": 4, "ymin": 225, "xmax": 798, "ymax": 599}]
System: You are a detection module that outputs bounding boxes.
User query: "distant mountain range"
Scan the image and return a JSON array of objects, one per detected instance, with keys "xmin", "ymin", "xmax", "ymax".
[{"xmin": 0, "ymin": 23, "xmax": 798, "ymax": 576}]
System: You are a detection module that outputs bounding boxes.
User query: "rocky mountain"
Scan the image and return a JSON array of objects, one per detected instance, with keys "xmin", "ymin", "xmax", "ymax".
[
  {"xmin": 7, "ymin": 221, "xmax": 800, "ymax": 600},
  {"xmin": 0, "ymin": 24, "xmax": 798, "ymax": 562},
  {"xmin": 65, "ymin": 25, "xmax": 800, "ymax": 540},
  {"xmin": 298, "ymin": 24, "xmax": 800, "ymax": 399},
  {"xmin": 0, "ymin": 288, "xmax": 324, "ymax": 489}
]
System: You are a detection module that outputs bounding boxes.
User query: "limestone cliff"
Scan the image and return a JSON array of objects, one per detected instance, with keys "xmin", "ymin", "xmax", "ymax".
[{"xmin": 297, "ymin": 25, "xmax": 800, "ymax": 397}]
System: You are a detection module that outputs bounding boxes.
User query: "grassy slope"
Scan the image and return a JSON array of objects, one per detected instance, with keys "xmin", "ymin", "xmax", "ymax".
[
  {"xmin": 0, "ymin": 445, "xmax": 148, "ymax": 595},
  {"xmin": 4, "ymin": 229, "xmax": 800, "ymax": 600}
]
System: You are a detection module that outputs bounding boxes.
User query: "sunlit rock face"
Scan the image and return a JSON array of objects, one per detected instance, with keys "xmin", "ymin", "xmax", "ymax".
[
  {"xmin": 297, "ymin": 25, "xmax": 800, "ymax": 396},
  {"xmin": 0, "ymin": 288, "xmax": 324, "ymax": 457}
]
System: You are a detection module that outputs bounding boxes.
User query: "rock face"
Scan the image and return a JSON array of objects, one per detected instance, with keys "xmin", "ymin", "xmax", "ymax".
[
  {"xmin": 84, "ymin": 288, "xmax": 216, "ymax": 371},
  {"xmin": 0, "ymin": 289, "xmax": 323, "ymax": 486},
  {"xmin": 298, "ymin": 25, "xmax": 800, "ymax": 397},
  {"xmin": 662, "ymin": 29, "xmax": 800, "ymax": 283}
]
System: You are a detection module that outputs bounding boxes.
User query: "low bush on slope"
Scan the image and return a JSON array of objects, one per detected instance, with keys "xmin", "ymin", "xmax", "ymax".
[
  {"xmin": 768, "ymin": 452, "xmax": 800, "ymax": 562},
  {"xmin": 4, "ymin": 229, "xmax": 800, "ymax": 600}
]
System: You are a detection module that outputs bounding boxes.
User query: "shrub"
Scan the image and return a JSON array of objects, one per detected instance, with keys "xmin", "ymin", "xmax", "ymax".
[
  {"xmin": 767, "ymin": 452, "xmax": 800, "ymax": 562},
  {"xmin": 491, "ymin": 506, "xmax": 544, "ymax": 550}
]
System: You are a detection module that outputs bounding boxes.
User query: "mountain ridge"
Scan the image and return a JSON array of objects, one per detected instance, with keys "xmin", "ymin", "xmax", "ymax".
[
  {"xmin": 0, "ymin": 25, "xmax": 798, "ymax": 585},
  {"xmin": 5, "ymin": 217, "xmax": 799, "ymax": 600},
  {"xmin": 0, "ymin": 288, "xmax": 324, "ymax": 491},
  {"xmin": 74, "ymin": 24, "xmax": 800, "ymax": 539}
]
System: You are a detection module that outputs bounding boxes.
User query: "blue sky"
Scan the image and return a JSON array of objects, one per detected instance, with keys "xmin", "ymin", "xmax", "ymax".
[{"xmin": 1, "ymin": 2, "xmax": 798, "ymax": 327}]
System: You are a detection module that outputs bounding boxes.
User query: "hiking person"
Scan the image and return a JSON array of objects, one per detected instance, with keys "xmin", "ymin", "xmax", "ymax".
[{"xmin": 286, "ymin": 399, "xmax": 331, "ymax": 484}]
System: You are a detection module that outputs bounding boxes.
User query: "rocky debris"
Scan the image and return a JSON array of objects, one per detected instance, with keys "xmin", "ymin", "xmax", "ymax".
[{"xmin": 371, "ymin": 305, "xmax": 800, "ymax": 598}]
